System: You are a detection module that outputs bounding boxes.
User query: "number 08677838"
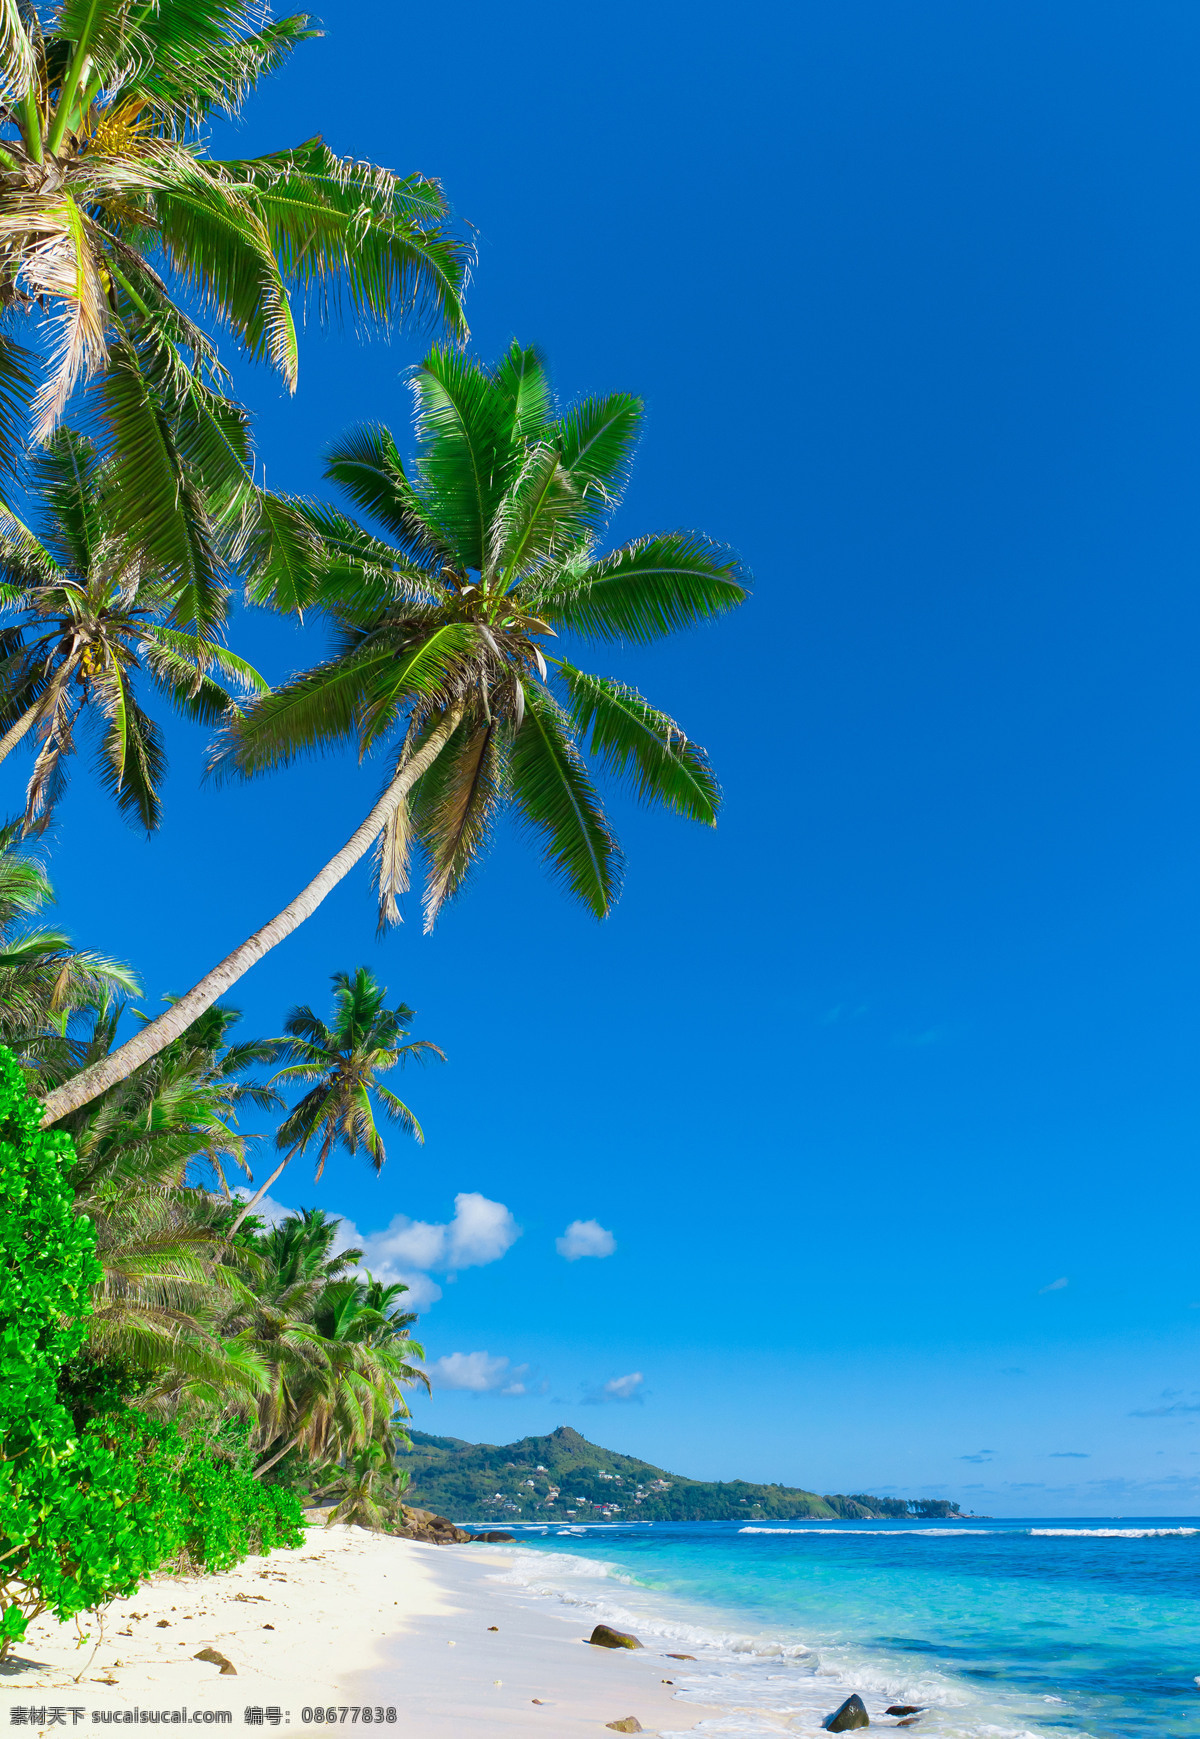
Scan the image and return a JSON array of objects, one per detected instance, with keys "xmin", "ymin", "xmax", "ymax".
[{"xmin": 300, "ymin": 1709, "xmax": 397, "ymax": 1724}]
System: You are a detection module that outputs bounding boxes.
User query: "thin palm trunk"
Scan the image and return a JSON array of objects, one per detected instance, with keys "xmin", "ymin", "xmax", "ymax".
[
  {"xmin": 228, "ymin": 1148, "xmax": 298, "ymax": 1238},
  {"xmin": 252, "ymin": 1431, "xmax": 303, "ymax": 1480},
  {"xmin": 39, "ymin": 710, "xmax": 463, "ymax": 1125}
]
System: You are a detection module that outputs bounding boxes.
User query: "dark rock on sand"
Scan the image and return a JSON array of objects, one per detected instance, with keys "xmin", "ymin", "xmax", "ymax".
[
  {"xmin": 665, "ymin": 1652, "xmax": 696, "ymax": 1660},
  {"xmin": 886, "ymin": 1709, "xmax": 923, "ymax": 1718},
  {"xmin": 589, "ymin": 1624, "xmax": 643, "ymax": 1650},
  {"xmin": 605, "ymin": 1722, "xmax": 643, "ymax": 1734},
  {"xmin": 194, "ymin": 1649, "xmax": 236, "ymax": 1676},
  {"xmin": 390, "ymin": 1505, "xmax": 471, "ymax": 1544},
  {"xmin": 826, "ymin": 1694, "xmax": 870, "ymax": 1730}
]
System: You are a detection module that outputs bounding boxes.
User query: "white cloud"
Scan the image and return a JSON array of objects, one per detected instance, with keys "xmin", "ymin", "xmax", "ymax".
[
  {"xmin": 556, "ymin": 1219, "xmax": 616, "ymax": 1262},
  {"xmin": 364, "ymin": 1192, "xmax": 521, "ymax": 1276},
  {"xmin": 426, "ymin": 1351, "xmax": 529, "ymax": 1396},
  {"xmin": 1039, "ymin": 1277, "xmax": 1069, "ymax": 1293},
  {"xmin": 232, "ymin": 1189, "xmax": 519, "ymax": 1312},
  {"xmin": 584, "ymin": 1371, "xmax": 645, "ymax": 1405}
]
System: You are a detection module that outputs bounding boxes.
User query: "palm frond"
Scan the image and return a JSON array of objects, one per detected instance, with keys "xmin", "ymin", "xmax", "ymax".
[
  {"xmin": 558, "ymin": 663, "xmax": 720, "ymax": 824},
  {"xmin": 527, "ymin": 531, "xmax": 750, "ymax": 643},
  {"xmin": 509, "ymin": 682, "xmax": 621, "ymax": 917}
]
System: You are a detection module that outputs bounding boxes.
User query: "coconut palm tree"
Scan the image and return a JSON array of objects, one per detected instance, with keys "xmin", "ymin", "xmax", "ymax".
[
  {"xmin": 235, "ymin": 1209, "xmax": 426, "ymax": 1481},
  {"xmin": 0, "ymin": 427, "xmax": 264, "ymax": 830},
  {"xmin": 41, "ymin": 343, "xmax": 748, "ymax": 1122},
  {"xmin": 0, "ymin": 0, "xmax": 467, "ymax": 623},
  {"xmin": 228, "ymin": 966, "xmax": 442, "ymax": 1233},
  {"xmin": 319, "ymin": 1441, "xmax": 411, "ymax": 1531},
  {"xmin": 43, "ymin": 998, "xmax": 284, "ymax": 1409}
]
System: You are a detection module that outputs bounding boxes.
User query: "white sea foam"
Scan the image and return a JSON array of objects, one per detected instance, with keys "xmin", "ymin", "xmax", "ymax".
[
  {"xmin": 1029, "ymin": 1526, "xmax": 1198, "ymax": 1537},
  {"xmin": 484, "ymin": 1544, "xmax": 1066, "ymax": 1739},
  {"xmin": 738, "ymin": 1527, "xmax": 995, "ymax": 1536}
]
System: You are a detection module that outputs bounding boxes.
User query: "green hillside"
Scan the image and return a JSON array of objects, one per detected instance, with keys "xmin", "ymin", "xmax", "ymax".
[{"xmin": 399, "ymin": 1425, "xmax": 966, "ymax": 1524}]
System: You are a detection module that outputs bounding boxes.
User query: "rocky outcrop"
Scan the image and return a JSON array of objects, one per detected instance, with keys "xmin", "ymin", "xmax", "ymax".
[
  {"xmin": 588, "ymin": 1624, "xmax": 642, "ymax": 1650},
  {"xmin": 390, "ymin": 1505, "xmax": 471, "ymax": 1544},
  {"xmin": 466, "ymin": 1530, "xmax": 516, "ymax": 1543},
  {"xmin": 826, "ymin": 1694, "xmax": 869, "ymax": 1731}
]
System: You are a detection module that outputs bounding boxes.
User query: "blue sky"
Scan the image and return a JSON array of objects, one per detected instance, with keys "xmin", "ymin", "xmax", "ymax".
[{"xmin": 21, "ymin": 0, "xmax": 1200, "ymax": 1514}]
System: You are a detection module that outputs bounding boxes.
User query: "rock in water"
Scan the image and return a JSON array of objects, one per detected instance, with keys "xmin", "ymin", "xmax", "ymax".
[
  {"xmin": 194, "ymin": 1648, "xmax": 237, "ymax": 1676},
  {"xmin": 589, "ymin": 1624, "xmax": 643, "ymax": 1650},
  {"xmin": 826, "ymin": 1694, "xmax": 869, "ymax": 1731},
  {"xmin": 886, "ymin": 1708, "xmax": 923, "ymax": 1718},
  {"xmin": 467, "ymin": 1531, "xmax": 516, "ymax": 1543},
  {"xmin": 605, "ymin": 1722, "xmax": 643, "ymax": 1734}
]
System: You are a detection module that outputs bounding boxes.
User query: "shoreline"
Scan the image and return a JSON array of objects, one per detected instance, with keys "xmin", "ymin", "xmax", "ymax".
[{"xmin": 0, "ymin": 1524, "xmax": 711, "ymax": 1737}]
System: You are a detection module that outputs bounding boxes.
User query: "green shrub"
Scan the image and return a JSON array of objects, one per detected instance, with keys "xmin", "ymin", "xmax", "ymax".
[{"xmin": 0, "ymin": 1050, "xmax": 303, "ymax": 1655}]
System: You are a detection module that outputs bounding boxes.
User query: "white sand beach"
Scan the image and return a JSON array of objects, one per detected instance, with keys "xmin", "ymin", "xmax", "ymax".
[{"xmin": 0, "ymin": 1525, "xmax": 710, "ymax": 1737}]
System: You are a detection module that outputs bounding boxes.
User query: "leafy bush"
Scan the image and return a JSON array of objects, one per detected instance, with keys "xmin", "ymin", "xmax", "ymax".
[{"xmin": 0, "ymin": 1049, "xmax": 303, "ymax": 1655}]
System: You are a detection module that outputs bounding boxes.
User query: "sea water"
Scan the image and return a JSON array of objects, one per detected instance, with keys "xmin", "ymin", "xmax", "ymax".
[{"xmin": 479, "ymin": 1518, "xmax": 1200, "ymax": 1738}]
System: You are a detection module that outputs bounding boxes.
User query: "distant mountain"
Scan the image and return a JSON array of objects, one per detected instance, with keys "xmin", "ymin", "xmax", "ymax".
[{"xmin": 399, "ymin": 1425, "xmax": 966, "ymax": 1524}]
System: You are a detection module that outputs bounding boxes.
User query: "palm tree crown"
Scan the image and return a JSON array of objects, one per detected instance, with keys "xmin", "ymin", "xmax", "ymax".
[
  {"xmin": 38, "ymin": 344, "xmax": 748, "ymax": 1123},
  {"xmin": 0, "ymin": 426, "xmax": 264, "ymax": 829},
  {"xmin": 228, "ymin": 967, "xmax": 442, "ymax": 1232},
  {"xmin": 230, "ymin": 341, "xmax": 750, "ymax": 928},
  {"xmin": 0, "ymin": 0, "xmax": 467, "ymax": 626}
]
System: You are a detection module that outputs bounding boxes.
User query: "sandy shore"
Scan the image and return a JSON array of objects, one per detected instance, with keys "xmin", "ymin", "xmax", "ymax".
[{"xmin": 0, "ymin": 1523, "xmax": 711, "ymax": 1736}]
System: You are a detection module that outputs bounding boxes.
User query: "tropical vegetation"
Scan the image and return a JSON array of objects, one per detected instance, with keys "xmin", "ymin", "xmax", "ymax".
[
  {"xmin": 42, "ymin": 340, "xmax": 748, "ymax": 1120},
  {"xmin": 0, "ymin": 0, "xmax": 466, "ymax": 636},
  {"xmin": 0, "ymin": 426, "xmax": 264, "ymax": 831},
  {"xmin": 401, "ymin": 1425, "xmax": 968, "ymax": 1524},
  {"xmin": 0, "ymin": 0, "xmax": 750, "ymax": 1637}
]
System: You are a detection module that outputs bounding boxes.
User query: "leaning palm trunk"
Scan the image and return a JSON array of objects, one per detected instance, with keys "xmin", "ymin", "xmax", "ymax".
[
  {"xmin": 39, "ymin": 711, "xmax": 462, "ymax": 1124},
  {"xmin": 228, "ymin": 1147, "xmax": 300, "ymax": 1238}
]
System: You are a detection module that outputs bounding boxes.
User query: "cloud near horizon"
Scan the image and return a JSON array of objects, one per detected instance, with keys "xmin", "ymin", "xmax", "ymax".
[
  {"xmin": 584, "ymin": 1372, "xmax": 645, "ymax": 1405},
  {"xmin": 556, "ymin": 1219, "xmax": 616, "ymax": 1261}
]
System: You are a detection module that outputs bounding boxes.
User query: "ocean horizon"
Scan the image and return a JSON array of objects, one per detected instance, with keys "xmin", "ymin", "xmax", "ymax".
[{"xmin": 472, "ymin": 1515, "xmax": 1200, "ymax": 1738}]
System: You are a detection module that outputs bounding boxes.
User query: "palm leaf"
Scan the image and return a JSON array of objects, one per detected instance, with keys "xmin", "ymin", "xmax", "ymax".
[
  {"xmin": 0, "ymin": 0, "xmax": 35, "ymax": 99},
  {"xmin": 98, "ymin": 338, "xmax": 227, "ymax": 633},
  {"xmin": 409, "ymin": 716, "xmax": 509, "ymax": 930},
  {"xmin": 324, "ymin": 423, "xmax": 447, "ymax": 564},
  {"xmin": 509, "ymin": 682, "xmax": 621, "ymax": 917},
  {"xmin": 0, "ymin": 334, "xmax": 34, "ymax": 481},
  {"xmin": 411, "ymin": 346, "xmax": 515, "ymax": 570},
  {"xmin": 224, "ymin": 141, "xmax": 468, "ymax": 337},
  {"xmin": 555, "ymin": 392, "xmax": 642, "ymax": 520},
  {"xmin": 558, "ymin": 663, "xmax": 720, "ymax": 823},
  {"xmin": 212, "ymin": 623, "xmax": 479, "ymax": 777},
  {"xmin": 527, "ymin": 531, "xmax": 749, "ymax": 643}
]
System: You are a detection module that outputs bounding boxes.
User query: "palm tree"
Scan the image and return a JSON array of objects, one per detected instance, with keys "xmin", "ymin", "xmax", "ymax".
[
  {"xmin": 0, "ymin": 427, "xmax": 264, "ymax": 830},
  {"xmin": 319, "ymin": 1441, "xmax": 411, "ymax": 1531},
  {"xmin": 0, "ymin": 0, "xmax": 467, "ymax": 624},
  {"xmin": 43, "ymin": 999, "xmax": 284, "ymax": 1409},
  {"xmin": 228, "ymin": 967, "xmax": 442, "ymax": 1233},
  {"xmin": 234, "ymin": 1209, "xmax": 426, "ymax": 1481},
  {"xmin": 41, "ymin": 343, "xmax": 748, "ymax": 1122}
]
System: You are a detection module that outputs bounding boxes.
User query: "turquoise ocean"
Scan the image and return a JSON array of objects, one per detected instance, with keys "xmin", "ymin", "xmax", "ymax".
[{"xmin": 479, "ymin": 1519, "xmax": 1200, "ymax": 1738}]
